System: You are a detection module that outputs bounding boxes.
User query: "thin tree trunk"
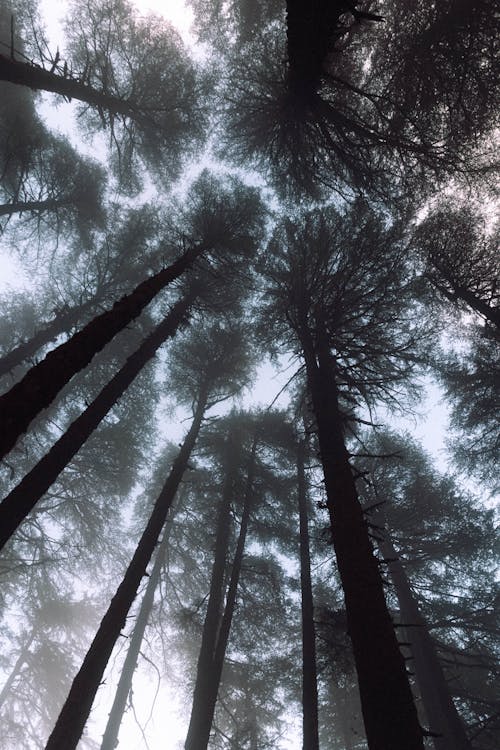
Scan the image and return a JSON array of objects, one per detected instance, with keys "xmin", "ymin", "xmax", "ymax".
[
  {"xmin": 0, "ymin": 53, "xmax": 138, "ymax": 118},
  {"xmin": 184, "ymin": 430, "xmax": 240, "ymax": 750},
  {"xmin": 0, "ymin": 243, "xmax": 205, "ymax": 461},
  {"xmin": 0, "ymin": 630, "xmax": 36, "ymax": 709},
  {"xmin": 100, "ymin": 515, "xmax": 174, "ymax": 750},
  {"xmin": 378, "ymin": 532, "xmax": 471, "ymax": 750},
  {"xmin": 0, "ymin": 299, "xmax": 94, "ymax": 380},
  {"xmin": 296, "ymin": 436, "xmax": 319, "ymax": 750},
  {"xmin": 208, "ymin": 435, "xmax": 258, "ymax": 716},
  {"xmin": 0, "ymin": 197, "xmax": 71, "ymax": 217},
  {"xmin": 0, "ymin": 292, "xmax": 195, "ymax": 552},
  {"xmin": 298, "ymin": 316, "xmax": 424, "ymax": 750},
  {"xmin": 44, "ymin": 388, "xmax": 208, "ymax": 750}
]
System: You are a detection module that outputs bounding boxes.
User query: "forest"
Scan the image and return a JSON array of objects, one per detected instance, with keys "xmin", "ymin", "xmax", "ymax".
[{"xmin": 0, "ymin": 0, "xmax": 498, "ymax": 748}]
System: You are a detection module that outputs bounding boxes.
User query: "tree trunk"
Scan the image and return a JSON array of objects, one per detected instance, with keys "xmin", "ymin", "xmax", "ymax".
[
  {"xmin": 298, "ymin": 317, "xmax": 424, "ymax": 750},
  {"xmin": 0, "ymin": 53, "xmax": 138, "ymax": 118},
  {"xmin": 427, "ymin": 266, "xmax": 500, "ymax": 329},
  {"xmin": 297, "ymin": 436, "xmax": 319, "ymax": 750},
  {"xmin": 378, "ymin": 533, "xmax": 471, "ymax": 750},
  {"xmin": 209, "ymin": 434, "xmax": 258, "ymax": 717},
  {"xmin": 0, "ymin": 197, "xmax": 71, "ymax": 217},
  {"xmin": 0, "ymin": 299, "xmax": 94, "ymax": 380},
  {"xmin": 0, "ymin": 292, "xmax": 195, "ymax": 553},
  {"xmin": 44, "ymin": 387, "xmax": 208, "ymax": 750},
  {"xmin": 0, "ymin": 243, "xmax": 205, "ymax": 461},
  {"xmin": 100, "ymin": 516, "xmax": 174, "ymax": 750},
  {"xmin": 184, "ymin": 430, "xmax": 241, "ymax": 750}
]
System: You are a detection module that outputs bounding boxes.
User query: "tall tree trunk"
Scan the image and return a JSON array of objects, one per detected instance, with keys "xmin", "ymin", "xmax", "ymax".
[
  {"xmin": 296, "ymin": 436, "xmax": 319, "ymax": 750},
  {"xmin": 44, "ymin": 387, "xmax": 208, "ymax": 750},
  {"xmin": 100, "ymin": 515, "xmax": 174, "ymax": 750},
  {"xmin": 0, "ymin": 243, "xmax": 205, "ymax": 461},
  {"xmin": 0, "ymin": 197, "xmax": 72, "ymax": 217},
  {"xmin": 298, "ymin": 317, "xmax": 424, "ymax": 750},
  {"xmin": 0, "ymin": 53, "xmax": 139, "ymax": 118},
  {"xmin": 184, "ymin": 430, "xmax": 241, "ymax": 750},
  {"xmin": 0, "ymin": 292, "xmax": 195, "ymax": 553},
  {"xmin": 377, "ymin": 532, "xmax": 471, "ymax": 750},
  {"xmin": 0, "ymin": 299, "xmax": 95, "ymax": 380},
  {"xmin": 208, "ymin": 435, "xmax": 258, "ymax": 724},
  {"xmin": 428, "ymin": 273, "xmax": 500, "ymax": 329}
]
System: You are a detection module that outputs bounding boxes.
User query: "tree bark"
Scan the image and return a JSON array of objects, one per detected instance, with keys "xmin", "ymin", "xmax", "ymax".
[
  {"xmin": 184, "ymin": 429, "xmax": 241, "ymax": 750},
  {"xmin": 378, "ymin": 532, "xmax": 471, "ymax": 750},
  {"xmin": 298, "ymin": 316, "xmax": 424, "ymax": 750},
  {"xmin": 100, "ymin": 516, "xmax": 174, "ymax": 750},
  {"xmin": 44, "ymin": 387, "xmax": 208, "ymax": 750},
  {"xmin": 0, "ymin": 299, "xmax": 94, "ymax": 380},
  {"xmin": 0, "ymin": 292, "xmax": 195, "ymax": 553},
  {"xmin": 0, "ymin": 53, "xmax": 138, "ymax": 118},
  {"xmin": 0, "ymin": 242, "xmax": 204, "ymax": 461},
  {"xmin": 297, "ymin": 436, "xmax": 319, "ymax": 750}
]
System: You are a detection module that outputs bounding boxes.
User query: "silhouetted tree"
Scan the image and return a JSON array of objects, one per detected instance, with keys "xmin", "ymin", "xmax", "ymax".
[
  {"xmin": 221, "ymin": 0, "xmax": 497, "ymax": 197},
  {"xmin": 260, "ymin": 201, "xmax": 431, "ymax": 749},
  {"xmin": 0, "ymin": 0, "xmax": 207, "ymax": 187}
]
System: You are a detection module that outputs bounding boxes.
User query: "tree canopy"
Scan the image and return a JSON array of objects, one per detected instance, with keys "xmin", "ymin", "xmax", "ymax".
[{"xmin": 0, "ymin": 1, "xmax": 498, "ymax": 749}]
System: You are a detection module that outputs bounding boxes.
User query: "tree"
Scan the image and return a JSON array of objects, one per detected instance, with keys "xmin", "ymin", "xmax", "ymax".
[
  {"xmin": 0, "ymin": 172, "xmax": 264, "ymax": 460},
  {"xmin": 0, "ymin": 0, "xmax": 207, "ymax": 187},
  {"xmin": 185, "ymin": 416, "xmax": 258, "ymax": 750},
  {"xmin": 0, "ymin": 203, "xmax": 162, "ymax": 379},
  {"xmin": 0, "ymin": 594, "xmax": 100, "ymax": 749},
  {"xmin": 355, "ymin": 430, "xmax": 498, "ymax": 748},
  {"xmin": 45, "ymin": 396, "xmax": 207, "ymax": 750},
  {"xmin": 99, "ymin": 478, "xmax": 178, "ymax": 750},
  {"xmin": 414, "ymin": 204, "xmax": 499, "ymax": 329},
  {"xmin": 260, "ymin": 201, "xmax": 431, "ymax": 749},
  {"xmin": 440, "ymin": 332, "xmax": 500, "ymax": 488},
  {"xmin": 296, "ymin": 428, "xmax": 319, "ymax": 750},
  {"xmin": 179, "ymin": 409, "xmax": 296, "ymax": 749},
  {"xmin": 221, "ymin": 0, "xmax": 498, "ymax": 198},
  {"xmin": 44, "ymin": 317, "xmax": 254, "ymax": 750},
  {"xmin": 0, "ymin": 291, "xmax": 195, "ymax": 551}
]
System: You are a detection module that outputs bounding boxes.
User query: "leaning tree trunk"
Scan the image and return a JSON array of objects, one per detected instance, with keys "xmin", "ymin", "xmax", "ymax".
[
  {"xmin": 44, "ymin": 386, "xmax": 209, "ymax": 750},
  {"xmin": 0, "ymin": 241, "xmax": 205, "ymax": 460},
  {"xmin": 297, "ymin": 435, "xmax": 319, "ymax": 750},
  {"xmin": 0, "ymin": 53, "xmax": 140, "ymax": 118},
  {"xmin": 427, "ymin": 263, "xmax": 500, "ymax": 329},
  {"xmin": 0, "ymin": 298, "xmax": 95, "ymax": 380},
  {"xmin": 100, "ymin": 512, "xmax": 176, "ymax": 750},
  {"xmin": 377, "ymin": 531, "xmax": 471, "ymax": 750},
  {"xmin": 0, "ymin": 292, "xmax": 195, "ymax": 552},
  {"xmin": 298, "ymin": 317, "xmax": 424, "ymax": 750}
]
